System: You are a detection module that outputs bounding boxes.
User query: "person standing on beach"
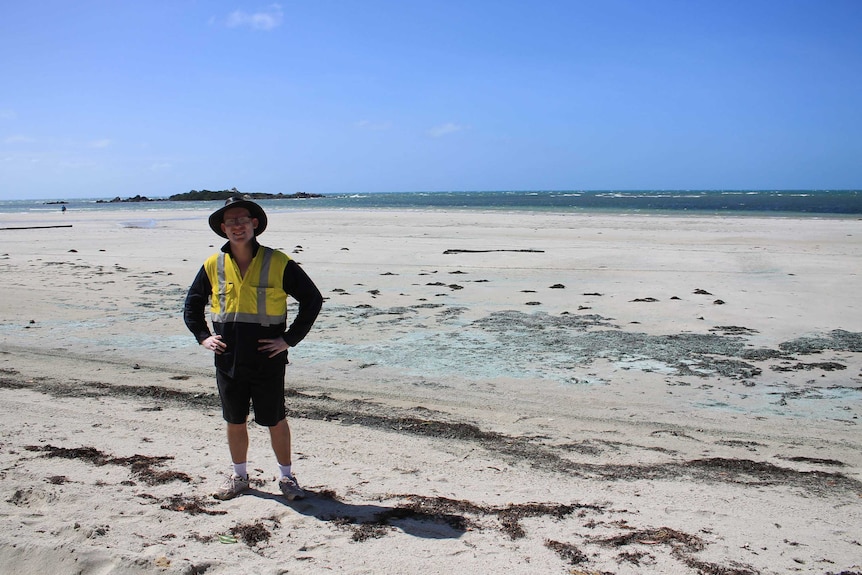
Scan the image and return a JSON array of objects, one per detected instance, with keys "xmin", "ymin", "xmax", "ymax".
[{"xmin": 183, "ymin": 196, "xmax": 323, "ymax": 500}]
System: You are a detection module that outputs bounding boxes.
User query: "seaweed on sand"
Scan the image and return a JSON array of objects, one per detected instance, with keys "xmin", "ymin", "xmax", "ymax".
[
  {"xmin": 25, "ymin": 444, "xmax": 192, "ymax": 485},
  {"xmin": 160, "ymin": 495, "xmax": 226, "ymax": 516}
]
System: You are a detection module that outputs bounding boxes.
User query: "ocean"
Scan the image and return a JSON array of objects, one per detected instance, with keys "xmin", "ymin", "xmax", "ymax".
[{"xmin": 1, "ymin": 189, "xmax": 861, "ymax": 217}]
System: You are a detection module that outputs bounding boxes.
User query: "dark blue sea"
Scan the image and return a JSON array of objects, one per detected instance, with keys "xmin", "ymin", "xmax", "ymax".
[{"xmin": 2, "ymin": 190, "xmax": 861, "ymax": 217}]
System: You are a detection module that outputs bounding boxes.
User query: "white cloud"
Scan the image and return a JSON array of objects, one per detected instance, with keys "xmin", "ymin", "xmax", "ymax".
[
  {"xmin": 150, "ymin": 162, "xmax": 172, "ymax": 171},
  {"xmin": 58, "ymin": 159, "xmax": 97, "ymax": 169},
  {"xmin": 0, "ymin": 110, "xmax": 17, "ymax": 121},
  {"xmin": 226, "ymin": 4, "xmax": 283, "ymax": 30},
  {"xmin": 428, "ymin": 122, "xmax": 463, "ymax": 138},
  {"xmin": 88, "ymin": 139, "xmax": 112, "ymax": 149}
]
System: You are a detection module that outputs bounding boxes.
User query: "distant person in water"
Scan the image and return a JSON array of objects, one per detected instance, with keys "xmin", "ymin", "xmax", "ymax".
[
  {"xmin": 183, "ymin": 196, "xmax": 323, "ymax": 501},
  {"xmin": 61, "ymin": 205, "xmax": 66, "ymax": 213}
]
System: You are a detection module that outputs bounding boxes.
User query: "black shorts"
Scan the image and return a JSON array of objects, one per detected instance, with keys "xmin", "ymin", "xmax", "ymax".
[{"xmin": 215, "ymin": 365, "xmax": 286, "ymax": 426}]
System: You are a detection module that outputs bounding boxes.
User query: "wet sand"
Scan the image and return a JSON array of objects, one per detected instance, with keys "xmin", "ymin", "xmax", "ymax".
[{"xmin": 0, "ymin": 207, "xmax": 860, "ymax": 574}]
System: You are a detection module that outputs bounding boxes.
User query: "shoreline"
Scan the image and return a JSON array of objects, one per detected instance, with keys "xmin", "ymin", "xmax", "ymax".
[
  {"xmin": 0, "ymin": 208, "xmax": 860, "ymax": 574},
  {"xmin": 3, "ymin": 188, "xmax": 862, "ymax": 220}
]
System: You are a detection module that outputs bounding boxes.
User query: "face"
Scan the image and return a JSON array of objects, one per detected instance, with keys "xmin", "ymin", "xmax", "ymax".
[{"xmin": 220, "ymin": 207, "xmax": 258, "ymax": 242}]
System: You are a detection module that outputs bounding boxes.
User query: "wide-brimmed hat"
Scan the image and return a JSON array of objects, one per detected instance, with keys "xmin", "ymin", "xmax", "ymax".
[{"xmin": 208, "ymin": 196, "xmax": 268, "ymax": 238}]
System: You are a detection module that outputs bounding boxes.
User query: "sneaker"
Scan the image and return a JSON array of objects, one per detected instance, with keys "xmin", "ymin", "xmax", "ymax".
[
  {"xmin": 278, "ymin": 474, "xmax": 305, "ymax": 500},
  {"xmin": 213, "ymin": 474, "xmax": 250, "ymax": 500}
]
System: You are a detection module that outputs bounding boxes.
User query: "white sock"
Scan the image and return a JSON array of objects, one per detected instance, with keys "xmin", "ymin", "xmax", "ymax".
[
  {"xmin": 278, "ymin": 463, "xmax": 293, "ymax": 479},
  {"xmin": 233, "ymin": 462, "xmax": 248, "ymax": 478}
]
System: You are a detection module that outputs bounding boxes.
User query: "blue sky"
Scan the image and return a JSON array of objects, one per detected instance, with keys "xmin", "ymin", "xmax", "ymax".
[{"xmin": 2, "ymin": 1, "xmax": 861, "ymax": 199}]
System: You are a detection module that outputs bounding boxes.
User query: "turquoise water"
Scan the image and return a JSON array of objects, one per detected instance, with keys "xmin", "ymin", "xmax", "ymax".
[{"xmin": 2, "ymin": 189, "xmax": 861, "ymax": 216}]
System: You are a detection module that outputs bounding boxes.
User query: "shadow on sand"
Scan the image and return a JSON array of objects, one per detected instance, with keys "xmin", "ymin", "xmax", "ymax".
[{"xmin": 247, "ymin": 488, "xmax": 468, "ymax": 541}]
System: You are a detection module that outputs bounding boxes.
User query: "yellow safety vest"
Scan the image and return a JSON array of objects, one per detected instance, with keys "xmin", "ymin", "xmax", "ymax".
[{"xmin": 204, "ymin": 247, "xmax": 291, "ymax": 326}]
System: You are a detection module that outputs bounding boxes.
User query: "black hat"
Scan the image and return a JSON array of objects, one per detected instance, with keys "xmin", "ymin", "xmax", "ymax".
[{"xmin": 208, "ymin": 196, "xmax": 268, "ymax": 238}]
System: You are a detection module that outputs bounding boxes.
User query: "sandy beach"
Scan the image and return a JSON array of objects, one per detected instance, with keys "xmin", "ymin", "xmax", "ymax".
[{"xmin": 0, "ymin": 206, "xmax": 860, "ymax": 575}]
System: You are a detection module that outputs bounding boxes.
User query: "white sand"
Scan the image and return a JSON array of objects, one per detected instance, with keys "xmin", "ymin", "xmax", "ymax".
[{"xmin": 0, "ymin": 207, "xmax": 860, "ymax": 574}]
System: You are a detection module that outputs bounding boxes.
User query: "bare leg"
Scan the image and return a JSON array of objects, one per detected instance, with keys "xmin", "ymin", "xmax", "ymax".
[
  {"xmin": 226, "ymin": 422, "xmax": 249, "ymax": 464},
  {"xmin": 268, "ymin": 418, "xmax": 293, "ymax": 466},
  {"xmin": 212, "ymin": 422, "xmax": 252, "ymax": 500}
]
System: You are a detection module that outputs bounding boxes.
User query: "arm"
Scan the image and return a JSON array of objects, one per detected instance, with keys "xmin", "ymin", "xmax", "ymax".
[
  {"xmin": 281, "ymin": 260, "xmax": 323, "ymax": 347},
  {"xmin": 183, "ymin": 266, "xmax": 214, "ymax": 344}
]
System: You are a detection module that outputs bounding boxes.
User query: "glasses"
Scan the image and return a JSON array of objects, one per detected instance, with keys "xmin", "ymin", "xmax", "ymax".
[{"xmin": 224, "ymin": 216, "xmax": 252, "ymax": 227}]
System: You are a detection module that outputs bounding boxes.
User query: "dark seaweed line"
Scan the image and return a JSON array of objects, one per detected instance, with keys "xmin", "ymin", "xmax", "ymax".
[{"xmin": 2, "ymin": 373, "xmax": 860, "ymax": 496}]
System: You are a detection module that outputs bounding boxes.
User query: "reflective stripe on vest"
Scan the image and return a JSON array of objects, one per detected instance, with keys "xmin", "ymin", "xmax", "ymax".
[{"xmin": 208, "ymin": 247, "xmax": 288, "ymax": 326}]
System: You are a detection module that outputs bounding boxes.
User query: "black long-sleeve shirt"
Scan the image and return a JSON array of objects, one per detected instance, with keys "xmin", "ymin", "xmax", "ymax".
[{"xmin": 183, "ymin": 241, "xmax": 323, "ymax": 376}]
